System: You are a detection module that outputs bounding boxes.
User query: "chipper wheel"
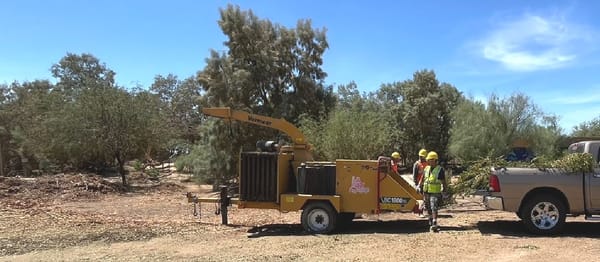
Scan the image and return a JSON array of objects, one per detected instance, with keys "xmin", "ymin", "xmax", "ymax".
[{"xmin": 301, "ymin": 201, "xmax": 337, "ymax": 234}]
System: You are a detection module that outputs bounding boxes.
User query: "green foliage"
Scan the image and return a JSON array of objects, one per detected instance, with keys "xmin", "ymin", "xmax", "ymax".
[
  {"xmin": 300, "ymin": 108, "xmax": 392, "ymax": 160},
  {"xmin": 0, "ymin": 80, "xmax": 57, "ymax": 175},
  {"xmin": 451, "ymin": 157, "xmax": 506, "ymax": 195},
  {"xmin": 529, "ymin": 115, "xmax": 564, "ymax": 159},
  {"xmin": 132, "ymin": 160, "xmax": 143, "ymax": 171},
  {"xmin": 175, "ymin": 152, "xmax": 213, "ymax": 184},
  {"xmin": 199, "ymin": 4, "xmax": 334, "ymax": 121},
  {"xmin": 547, "ymin": 153, "xmax": 594, "ymax": 174},
  {"xmin": 195, "ymin": 5, "xmax": 335, "ymax": 184},
  {"xmin": 572, "ymin": 115, "xmax": 600, "ymax": 137},
  {"xmin": 146, "ymin": 168, "xmax": 160, "ymax": 180},
  {"xmin": 150, "ymin": 75, "xmax": 203, "ymax": 144},
  {"xmin": 299, "ymin": 82, "xmax": 391, "ymax": 160},
  {"xmin": 452, "ymin": 153, "xmax": 595, "ymax": 195},
  {"xmin": 449, "ymin": 93, "xmax": 563, "ymax": 163},
  {"xmin": 377, "ymin": 70, "xmax": 461, "ymax": 163},
  {"xmin": 0, "ymin": 53, "xmax": 174, "ymax": 185}
]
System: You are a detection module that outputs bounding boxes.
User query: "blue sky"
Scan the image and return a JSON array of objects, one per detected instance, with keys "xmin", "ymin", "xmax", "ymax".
[{"xmin": 2, "ymin": 0, "xmax": 600, "ymax": 133}]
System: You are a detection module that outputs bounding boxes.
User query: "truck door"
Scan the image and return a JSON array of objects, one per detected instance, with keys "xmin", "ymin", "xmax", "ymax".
[
  {"xmin": 589, "ymin": 168, "xmax": 600, "ymax": 211},
  {"xmin": 589, "ymin": 145, "xmax": 600, "ymax": 210}
]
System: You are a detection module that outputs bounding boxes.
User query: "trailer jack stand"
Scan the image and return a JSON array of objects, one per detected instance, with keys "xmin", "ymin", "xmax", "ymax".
[
  {"xmin": 185, "ymin": 186, "xmax": 231, "ymax": 225},
  {"xmin": 219, "ymin": 185, "xmax": 229, "ymax": 225}
]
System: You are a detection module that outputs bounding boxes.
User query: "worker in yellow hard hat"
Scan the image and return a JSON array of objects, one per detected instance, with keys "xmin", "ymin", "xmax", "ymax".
[
  {"xmin": 413, "ymin": 149, "xmax": 428, "ymax": 217},
  {"xmin": 412, "ymin": 149, "xmax": 428, "ymax": 185},
  {"xmin": 390, "ymin": 152, "xmax": 401, "ymax": 174},
  {"xmin": 417, "ymin": 151, "xmax": 448, "ymax": 232}
]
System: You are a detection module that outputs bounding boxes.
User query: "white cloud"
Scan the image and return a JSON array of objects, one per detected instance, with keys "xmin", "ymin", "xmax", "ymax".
[{"xmin": 478, "ymin": 13, "xmax": 596, "ymax": 72}]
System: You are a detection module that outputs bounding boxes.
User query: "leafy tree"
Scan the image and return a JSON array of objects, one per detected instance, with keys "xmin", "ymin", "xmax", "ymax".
[
  {"xmin": 448, "ymin": 99, "xmax": 493, "ymax": 162},
  {"xmin": 529, "ymin": 115, "xmax": 564, "ymax": 158},
  {"xmin": 209, "ymin": 4, "xmax": 333, "ymax": 120},
  {"xmin": 42, "ymin": 53, "xmax": 172, "ymax": 185},
  {"xmin": 0, "ymin": 83, "xmax": 12, "ymax": 175},
  {"xmin": 130, "ymin": 89, "xmax": 174, "ymax": 163},
  {"xmin": 91, "ymin": 87, "xmax": 171, "ymax": 184},
  {"xmin": 572, "ymin": 116, "xmax": 600, "ymax": 137},
  {"xmin": 150, "ymin": 74, "xmax": 203, "ymax": 144},
  {"xmin": 0, "ymin": 81, "xmax": 58, "ymax": 175},
  {"xmin": 449, "ymin": 93, "xmax": 563, "ymax": 163},
  {"xmin": 193, "ymin": 5, "xmax": 335, "ymax": 184},
  {"xmin": 378, "ymin": 70, "xmax": 461, "ymax": 163},
  {"xmin": 300, "ymin": 82, "xmax": 392, "ymax": 160}
]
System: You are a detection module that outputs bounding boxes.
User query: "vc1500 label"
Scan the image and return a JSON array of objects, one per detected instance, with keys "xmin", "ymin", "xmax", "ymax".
[{"xmin": 380, "ymin": 196, "xmax": 410, "ymax": 204}]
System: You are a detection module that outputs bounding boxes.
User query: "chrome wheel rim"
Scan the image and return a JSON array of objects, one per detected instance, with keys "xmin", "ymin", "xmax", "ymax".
[{"xmin": 530, "ymin": 201, "xmax": 560, "ymax": 230}]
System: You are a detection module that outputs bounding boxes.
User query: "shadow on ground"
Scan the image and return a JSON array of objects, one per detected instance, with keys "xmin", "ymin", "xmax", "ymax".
[
  {"xmin": 246, "ymin": 216, "xmax": 600, "ymax": 238},
  {"xmin": 246, "ymin": 215, "xmax": 480, "ymax": 238},
  {"xmin": 477, "ymin": 220, "xmax": 600, "ymax": 238}
]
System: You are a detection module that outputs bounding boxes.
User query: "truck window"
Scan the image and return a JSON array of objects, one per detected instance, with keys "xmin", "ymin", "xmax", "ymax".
[{"xmin": 568, "ymin": 143, "xmax": 585, "ymax": 154}]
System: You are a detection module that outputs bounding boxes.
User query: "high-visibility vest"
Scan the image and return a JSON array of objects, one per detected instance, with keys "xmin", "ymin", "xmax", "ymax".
[{"xmin": 423, "ymin": 165, "xmax": 442, "ymax": 193}]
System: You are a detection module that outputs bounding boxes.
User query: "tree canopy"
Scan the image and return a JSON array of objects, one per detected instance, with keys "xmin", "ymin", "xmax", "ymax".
[
  {"xmin": 572, "ymin": 116, "xmax": 600, "ymax": 137},
  {"xmin": 377, "ymin": 70, "xmax": 462, "ymax": 163},
  {"xmin": 188, "ymin": 4, "xmax": 336, "ymax": 185},
  {"xmin": 449, "ymin": 93, "xmax": 563, "ymax": 163}
]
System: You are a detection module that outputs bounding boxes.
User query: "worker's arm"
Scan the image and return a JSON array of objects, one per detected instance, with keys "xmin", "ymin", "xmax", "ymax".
[
  {"xmin": 416, "ymin": 168, "xmax": 424, "ymax": 193},
  {"xmin": 440, "ymin": 168, "xmax": 448, "ymax": 193},
  {"xmin": 412, "ymin": 162, "xmax": 419, "ymax": 184}
]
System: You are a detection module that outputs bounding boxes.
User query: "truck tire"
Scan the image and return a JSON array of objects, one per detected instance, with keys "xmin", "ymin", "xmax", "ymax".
[
  {"xmin": 520, "ymin": 194, "xmax": 566, "ymax": 235},
  {"xmin": 301, "ymin": 202, "xmax": 337, "ymax": 234}
]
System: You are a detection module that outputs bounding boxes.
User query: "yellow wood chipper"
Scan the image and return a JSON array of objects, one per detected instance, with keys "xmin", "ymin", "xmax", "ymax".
[{"xmin": 186, "ymin": 107, "xmax": 422, "ymax": 234}]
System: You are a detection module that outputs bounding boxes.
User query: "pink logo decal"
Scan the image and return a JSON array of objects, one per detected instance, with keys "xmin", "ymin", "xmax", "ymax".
[{"xmin": 349, "ymin": 176, "xmax": 370, "ymax": 194}]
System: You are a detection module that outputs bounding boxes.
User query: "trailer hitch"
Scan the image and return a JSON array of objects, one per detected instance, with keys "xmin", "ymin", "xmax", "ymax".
[{"xmin": 185, "ymin": 185, "xmax": 231, "ymax": 225}]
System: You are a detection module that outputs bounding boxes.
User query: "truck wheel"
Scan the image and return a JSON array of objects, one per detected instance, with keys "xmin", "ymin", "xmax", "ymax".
[
  {"xmin": 301, "ymin": 202, "xmax": 337, "ymax": 234},
  {"xmin": 520, "ymin": 194, "xmax": 566, "ymax": 235}
]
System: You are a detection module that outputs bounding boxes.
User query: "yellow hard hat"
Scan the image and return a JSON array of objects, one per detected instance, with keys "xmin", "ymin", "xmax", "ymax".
[
  {"xmin": 426, "ymin": 151, "xmax": 438, "ymax": 160},
  {"xmin": 418, "ymin": 149, "xmax": 427, "ymax": 157},
  {"xmin": 391, "ymin": 152, "xmax": 401, "ymax": 159}
]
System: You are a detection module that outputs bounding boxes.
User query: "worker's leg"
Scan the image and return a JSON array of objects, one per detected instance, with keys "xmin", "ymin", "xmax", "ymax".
[
  {"xmin": 423, "ymin": 193, "xmax": 432, "ymax": 225},
  {"xmin": 417, "ymin": 200, "xmax": 426, "ymax": 217},
  {"xmin": 430, "ymin": 194, "xmax": 441, "ymax": 231}
]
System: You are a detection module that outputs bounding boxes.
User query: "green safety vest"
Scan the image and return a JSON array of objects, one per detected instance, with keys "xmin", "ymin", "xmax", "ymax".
[{"xmin": 423, "ymin": 165, "xmax": 442, "ymax": 193}]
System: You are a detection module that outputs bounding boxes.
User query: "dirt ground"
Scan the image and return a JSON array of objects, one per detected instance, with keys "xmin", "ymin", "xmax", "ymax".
[{"xmin": 2, "ymin": 172, "xmax": 600, "ymax": 262}]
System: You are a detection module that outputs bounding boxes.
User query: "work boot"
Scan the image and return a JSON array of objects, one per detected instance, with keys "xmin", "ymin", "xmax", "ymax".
[
  {"xmin": 429, "ymin": 225, "xmax": 439, "ymax": 233},
  {"xmin": 429, "ymin": 225, "xmax": 436, "ymax": 232}
]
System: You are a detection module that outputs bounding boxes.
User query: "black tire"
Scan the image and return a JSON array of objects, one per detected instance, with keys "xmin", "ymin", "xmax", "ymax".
[
  {"xmin": 336, "ymin": 212, "xmax": 355, "ymax": 230},
  {"xmin": 301, "ymin": 202, "xmax": 337, "ymax": 234},
  {"xmin": 520, "ymin": 194, "xmax": 566, "ymax": 235}
]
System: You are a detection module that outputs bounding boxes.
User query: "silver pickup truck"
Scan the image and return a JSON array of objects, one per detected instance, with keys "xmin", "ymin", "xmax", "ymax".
[{"xmin": 484, "ymin": 140, "xmax": 600, "ymax": 234}]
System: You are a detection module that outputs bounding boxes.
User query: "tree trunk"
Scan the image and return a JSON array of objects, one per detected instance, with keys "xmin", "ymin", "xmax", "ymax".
[
  {"xmin": 116, "ymin": 155, "xmax": 127, "ymax": 186},
  {"xmin": 0, "ymin": 141, "xmax": 4, "ymax": 176}
]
